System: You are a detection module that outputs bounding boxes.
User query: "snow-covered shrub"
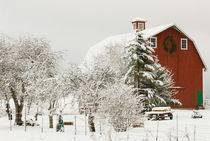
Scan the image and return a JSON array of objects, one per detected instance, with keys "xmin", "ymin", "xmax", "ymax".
[{"xmin": 98, "ymin": 81, "xmax": 143, "ymax": 132}]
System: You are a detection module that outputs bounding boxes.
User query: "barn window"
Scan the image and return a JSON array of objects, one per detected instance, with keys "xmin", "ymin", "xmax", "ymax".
[
  {"xmin": 181, "ymin": 38, "xmax": 188, "ymax": 50},
  {"xmin": 133, "ymin": 23, "xmax": 136, "ymax": 30},
  {"xmin": 138, "ymin": 23, "xmax": 144, "ymax": 31},
  {"xmin": 150, "ymin": 37, "xmax": 157, "ymax": 48}
]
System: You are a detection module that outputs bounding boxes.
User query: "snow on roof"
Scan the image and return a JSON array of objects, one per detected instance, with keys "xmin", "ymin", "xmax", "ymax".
[
  {"xmin": 131, "ymin": 18, "xmax": 147, "ymax": 22},
  {"xmin": 141, "ymin": 24, "xmax": 174, "ymax": 39},
  {"xmin": 83, "ymin": 32, "xmax": 135, "ymax": 65},
  {"xmin": 84, "ymin": 24, "xmax": 173, "ymax": 64},
  {"xmin": 84, "ymin": 24, "xmax": 207, "ymax": 70}
]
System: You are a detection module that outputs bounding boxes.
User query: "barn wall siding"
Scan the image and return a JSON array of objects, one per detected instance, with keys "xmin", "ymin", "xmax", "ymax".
[{"xmin": 152, "ymin": 27, "xmax": 203, "ymax": 108}]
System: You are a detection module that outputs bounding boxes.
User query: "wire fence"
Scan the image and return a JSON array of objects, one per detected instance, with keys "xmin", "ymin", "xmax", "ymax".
[{"xmin": 2, "ymin": 111, "xmax": 210, "ymax": 141}]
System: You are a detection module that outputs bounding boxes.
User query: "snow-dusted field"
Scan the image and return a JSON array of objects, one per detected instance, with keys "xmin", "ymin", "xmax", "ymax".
[{"xmin": 0, "ymin": 109, "xmax": 210, "ymax": 141}]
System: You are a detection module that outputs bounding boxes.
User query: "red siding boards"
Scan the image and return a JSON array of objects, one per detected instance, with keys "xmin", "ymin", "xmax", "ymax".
[{"xmin": 152, "ymin": 27, "xmax": 204, "ymax": 108}]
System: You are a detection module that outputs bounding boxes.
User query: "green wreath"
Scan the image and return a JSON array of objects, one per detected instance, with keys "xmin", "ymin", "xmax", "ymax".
[{"xmin": 164, "ymin": 36, "xmax": 177, "ymax": 54}]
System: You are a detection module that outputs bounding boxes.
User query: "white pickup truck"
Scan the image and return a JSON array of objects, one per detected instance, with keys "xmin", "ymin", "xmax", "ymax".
[{"xmin": 145, "ymin": 107, "xmax": 173, "ymax": 120}]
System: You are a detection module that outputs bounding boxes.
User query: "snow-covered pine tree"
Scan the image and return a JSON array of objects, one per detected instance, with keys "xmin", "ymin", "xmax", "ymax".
[
  {"xmin": 151, "ymin": 61, "xmax": 181, "ymax": 107},
  {"xmin": 124, "ymin": 32, "xmax": 180, "ymax": 111},
  {"xmin": 124, "ymin": 32, "xmax": 156, "ymax": 111}
]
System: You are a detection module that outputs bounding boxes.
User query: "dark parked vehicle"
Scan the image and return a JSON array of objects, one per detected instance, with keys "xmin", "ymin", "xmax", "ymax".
[{"xmin": 191, "ymin": 110, "xmax": 203, "ymax": 119}]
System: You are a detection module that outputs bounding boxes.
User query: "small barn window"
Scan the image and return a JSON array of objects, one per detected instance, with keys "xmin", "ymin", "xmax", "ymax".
[
  {"xmin": 138, "ymin": 23, "xmax": 144, "ymax": 31},
  {"xmin": 150, "ymin": 37, "xmax": 157, "ymax": 48},
  {"xmin": 181, "ymin": 38, "xmax": 188, "ymax": 50},
  {"xmin": 133, "ymin": 23, "xmax": 136, "ymax": 30}
]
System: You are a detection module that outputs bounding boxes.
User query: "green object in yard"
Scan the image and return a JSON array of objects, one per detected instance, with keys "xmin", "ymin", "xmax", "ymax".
[
  {"xmin": 60, "ymin": 119, "xmax": 64, "ymax": 127},
  {"xmin": 197, "ymin": 91, "xmax": 203, "ymax": 106},
  {"xmin": 56, "ymin": 114, "xmax": 64, "ymax": 132}
]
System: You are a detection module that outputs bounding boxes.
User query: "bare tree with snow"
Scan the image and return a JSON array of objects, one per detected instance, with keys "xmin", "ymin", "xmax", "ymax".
[
  {"xmin": 0, "ymin": 34, "xmax": 59, "ymax": 125},
  {"xmin": 0, "ymin": 35, "xmax": 13, "ymax": 119},
  {"xmin": 74, "ymin": 64, "xmax": 116, "ymax": 132}
]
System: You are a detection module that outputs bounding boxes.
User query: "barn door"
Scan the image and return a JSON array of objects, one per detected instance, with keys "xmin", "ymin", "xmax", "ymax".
[{"xmin": 197, "ymin": 91, "xmax": 203, "ymax": 106}]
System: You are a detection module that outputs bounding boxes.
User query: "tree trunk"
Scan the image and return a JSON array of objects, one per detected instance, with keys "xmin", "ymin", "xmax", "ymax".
[
  {"xmin": 5, "ymin": 102, "xmax": 12, "ymax": 120},
  {"xmin": 35, "ymin": 105, "xmax": 39, "ymax": 121},
  {"xmin": 15, "ymin": 106, "xmax": 23, "ymax": 125},
  {"xmin": 4, "ymin": 94, "xmax": 12, "ymax": 120},
  {"xmin": 49, "ymin": 115, "xmax": 53, "ymax": 128},
  {"xmin": 10, "ymin": 87, "xmax": 24, "ymax": 126},
  {"xmin": 48, "ymin": 100, "xmax": 56, "ymax": 128},
  {"xmin": 27, "ymin": 99, "xmax": 33, "ymax": 115},
  {"xmin": 34, "ymin": 104, "xmax": 39, "ymax": 121},
  {"xmin": 88, "ymin": 113, "xmax": 95, "ymax": 132},
  {"xmin": 35, "ymin": 113, "xmax": 39, "ymax": 121}
]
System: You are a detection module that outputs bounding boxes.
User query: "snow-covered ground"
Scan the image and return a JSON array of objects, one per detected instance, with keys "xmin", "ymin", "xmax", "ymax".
[{"xmin": 0, "ymin": 109, "xmax": 210, "ymax": 141}]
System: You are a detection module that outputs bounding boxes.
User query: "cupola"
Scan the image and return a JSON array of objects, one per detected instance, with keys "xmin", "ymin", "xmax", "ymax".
[{"xmin": 131, "ymin": 18, "xmax": 147, "ymax": 32}]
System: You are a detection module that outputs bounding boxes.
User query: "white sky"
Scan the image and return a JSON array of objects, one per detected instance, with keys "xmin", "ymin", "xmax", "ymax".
[{"xmin": 0, "ymin": 0, "xmax": 210, "ymax": 98}]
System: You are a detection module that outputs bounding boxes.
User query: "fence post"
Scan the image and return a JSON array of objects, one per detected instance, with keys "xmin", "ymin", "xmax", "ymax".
[
  {"xmin": 74, "ymin": 116, "xmax": 77, "ymax": 141},
  {"xmin": 41, "ymin": 115, "xmax": 43, "ymax": 133},
  {"xmin": 74, "ymin": 115, "xmax": 77, "ymax": 136},
  {"xmin": 85, "ymin": 113, "xmax": 87, "ymax": 136},
  {"xmin": 144, "ymin": 120, "xmax": 148, "ymax": 140},
  {"xmin": 10, "ymin": 118, "xmax": 12, "ymax": 131},
  {"xmin": 169, "ymin": 130, "xmax": 171, "ymax": 141},
  {"xmin": 156, "ymin": 121, "xmax": 159, "ymax": 141},
  {"xmin": 127, "ymin": 119, "xmax": 129, "ymax": 141},
  {"xmin": 24, "ymin": 101, "xmax": 27, "ymax": 132},
  {"xmin": 176, "ymin": 111, "xmax": 178, "ymax": 141},
  {"xmin": 100, "ymin": 119, "xmax": 102, "ymax": 135},
  {"xmin": 193, "ymin": 125, "xmax": 196, "ymax": 141}
]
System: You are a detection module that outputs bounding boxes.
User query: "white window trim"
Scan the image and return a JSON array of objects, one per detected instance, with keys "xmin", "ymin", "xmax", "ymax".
[
  {"xmin": 181, "ymin": 38, "xmax": 188, "ymax": 50},
  {"xmin": 150, "ymin": 37, "xmax": 157, "ymax": 48}
]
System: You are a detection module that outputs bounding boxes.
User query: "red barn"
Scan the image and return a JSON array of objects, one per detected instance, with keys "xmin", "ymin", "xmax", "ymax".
[
  {"xmin": 85, "ymin": 18, "xmax": 207, "ymax": 108},
  {"xmin": 132, "ymin": 18, "xmax": 206, "ymax": 108}
]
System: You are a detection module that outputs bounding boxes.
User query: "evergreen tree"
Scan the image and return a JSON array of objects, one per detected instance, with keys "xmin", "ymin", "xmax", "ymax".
[
  {"xmin": 150, "ymin": 61, "xmax": 181, "ymax": 107},
  {"xmin": 125, "ymin": 32, "xmax": 180, "ymax": 111},
  {"xmin": 124, "ymin": 32, "xmax": 155, "ymax": 110}
]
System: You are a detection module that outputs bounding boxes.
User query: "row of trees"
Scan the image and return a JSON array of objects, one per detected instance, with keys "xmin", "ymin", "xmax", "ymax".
[{"xmin": 0, "ymin": 32, "xmax": 180, "ymax": 132}]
